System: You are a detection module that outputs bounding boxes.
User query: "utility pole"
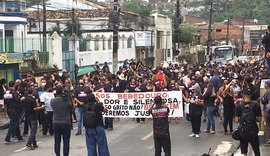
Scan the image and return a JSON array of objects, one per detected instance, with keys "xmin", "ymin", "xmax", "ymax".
[
  {"xmin": 207, "ymin": 1, "xmax": 213, "ymax": 61},
  {"xmin": 72, "ymin": 1, "xmax": 75, "ymax": 35},
  {"xmin": 42, "ymin": 0, "xmax": 47, "ymax": 53},
  {"xmin": 258, "ymin": 26, "xmax": 263, "ymax": 55},
  {"xmin": 241, "ymin": 17, "xmax": 245, "ymax": 55},
  {"xmin": 112, "ymin": 0, "xmax": 120, "ymax": 74},
  {"xmin": 173, "ymin": 0, "xmax": 180, "ymax": 56},
  {"xmin": 226, "ymin": 16, "xmax": 230, "ymax": 45},
  {"xmin": 37, "ymin": 0, "xmax": 42, "ymax": 52}
]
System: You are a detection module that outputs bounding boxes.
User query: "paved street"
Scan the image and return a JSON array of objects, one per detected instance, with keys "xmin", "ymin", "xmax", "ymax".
[{"xmin": 0, "ymin": 118, "xmax": 269, "ymax": 156}]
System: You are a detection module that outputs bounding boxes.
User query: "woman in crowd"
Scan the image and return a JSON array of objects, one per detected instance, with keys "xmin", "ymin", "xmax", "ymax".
[
  {"xmin": 182, "ymin": 86, "xmax": 204, "ymax": 138},
  {"xmin": 222, "ymin": 80, "xmax": 235, "ymax": 135}
]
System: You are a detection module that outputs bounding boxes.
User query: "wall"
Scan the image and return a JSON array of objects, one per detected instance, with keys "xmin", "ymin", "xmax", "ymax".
[
  {"xmin": 78, "ymin": 31, "xmax": 136, "ymax": 70},
  {"xmin": 151, "ymin": 13, "xmax": 173, "ymax": 65},
  {"xmin": 27, "ymin": 31, "xmax": 136, "ymax": 72}
]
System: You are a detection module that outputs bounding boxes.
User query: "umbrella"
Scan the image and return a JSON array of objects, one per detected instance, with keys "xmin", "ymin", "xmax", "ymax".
[{"xmin": 77, "ymin": 66, "xmax": 94, "ymax": 77}]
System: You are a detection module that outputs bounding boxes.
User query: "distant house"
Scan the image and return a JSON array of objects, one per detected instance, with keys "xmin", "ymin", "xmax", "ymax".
[
  {"xmin": 0, "ymin": 0, "xmax": 28, "ymax": 82},
  {"xmin": 26, "ymin": 0, "xmax": 173, "ymax": 70}
]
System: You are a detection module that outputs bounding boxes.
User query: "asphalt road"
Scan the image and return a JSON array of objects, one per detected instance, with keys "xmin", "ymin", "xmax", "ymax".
[{"xmin": 0, "ymin": 118, "xmax": 268, "ymax": 156}]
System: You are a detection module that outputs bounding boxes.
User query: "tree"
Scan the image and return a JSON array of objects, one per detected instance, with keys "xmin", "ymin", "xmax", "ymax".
[
  {"xmin": 49, "ymin": 25, "xmax": 62, "ymax": 36},
  {"xmin": 26, "ymin": 0, "xmax": 47, "ymax": 7},
  {"xmin": 188, "ymin": 0, "xmax": 270, "ymax": 24},
  {"xmin": 179, "ymin": 25, "xmax": 195, "ymax": 45},
  {"xmin": 122, "ymin": 0, "xmax": 153, "ymax": 16},
  {"xmin": 158, "ymin": 3, "xmax": 174, "ymax": 19},
  {"xmin": 64, "ymin": 17, "xmax": 83, "ymax": 38}
]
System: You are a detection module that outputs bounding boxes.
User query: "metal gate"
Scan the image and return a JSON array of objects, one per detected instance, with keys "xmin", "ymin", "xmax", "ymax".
[{"xmin": 62, "ymin": 38, "xmax": 75, "ymax": 82}]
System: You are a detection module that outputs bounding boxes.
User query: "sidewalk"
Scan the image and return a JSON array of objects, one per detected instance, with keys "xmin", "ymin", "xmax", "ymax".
[{"xmin": 0, "ymin": 108, "xmax": 9, "ymax": 130}]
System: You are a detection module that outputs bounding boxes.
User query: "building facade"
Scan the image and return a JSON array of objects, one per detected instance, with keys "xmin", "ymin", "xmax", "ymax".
[{"xmin": 0, "ymin": 0, "xmax": 28, "ymax": 82}]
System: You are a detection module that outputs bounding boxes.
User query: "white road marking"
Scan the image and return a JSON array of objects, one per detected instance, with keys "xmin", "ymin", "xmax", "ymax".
[
  {"xmin": 141, "ymin": 131, "xmax": 153, "ymax": 141},
  {"xmin": 14, "ymin": 141, "xmax": 42, "ymax": 153},
  {"xmin": 213, "ymin": 141, "xmax": 232, "ymax": 156}
]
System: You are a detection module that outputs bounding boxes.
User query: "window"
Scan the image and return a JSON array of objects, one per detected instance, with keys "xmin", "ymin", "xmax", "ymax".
[
  {"xmin": 0, "ymin": 1, "xmax": 3, "ymax": 12},
  {"xmin": 167, "ymin": 49, "xmax": 171, "ymax": 57},
  {"xmin": 127, "ymin": 36, "xmax": 132, "ymax": 48},
  {"xmin": 157, "ymin": 31, "xmax": 162, "ymax": 49},
  {"xmin": 6, "ymin": 1, "xmax": 20, "ymax": 12},
  {"xmin": 108, "ymin": 36, "xmax": 112, "ymax": 50},
  {"xmin": 102, "ymin": 38, "xmax": 106, "ymax": 50},
  {"xmin": 122, "ymin": 37, "xmax": 125, "ymax": 49},
  {"xmin": 86, "ymin": 35, "xmax": 92, "ymax": 51},
  {"xmin": 94, "ymin": 35, "xmax": 100, "ymax": 51}
]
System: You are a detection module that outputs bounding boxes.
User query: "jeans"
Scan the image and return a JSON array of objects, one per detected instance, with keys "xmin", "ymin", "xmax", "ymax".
[
  {"xmin": 43, "ymin": 111, "xmax": 53, "ymax": 135},
  {"xmin": 154, "ymin": 134, "xmax": 171, "ymax": 156},
  {"xmin": 206, "ymin": 106, "xmax": 215, "ymax": 131},
  {"xmin": 5, "ymin": 114, "xmax": 23, "ymax": 142},
  {"xmin": 85, "ymin": 126, "xmax": 110, "ymax": 156},
  {"xmin": 190, "ymin": 113, "xmax": 201, "ymax": 134},
  {"xmin": 104, "ymin": 118, "xmax": 113, "ymax": 129},
  {"xmin": 27, "ymin": 119, "xmax": 38, "ymax": 145},
  {"xmin": 53, "ymin": 123, "xmax": 71, "ymax": 156},
  {"xmin": 240, "ymin": 135, "xmax": 260, "ymax": 156},
  {"xmin": 76, "ymin": 107, "xmax": 85, "ymax": 133}
]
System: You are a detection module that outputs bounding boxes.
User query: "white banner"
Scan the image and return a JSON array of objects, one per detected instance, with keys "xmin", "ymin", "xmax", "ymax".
[
  {"xmin": 94, "ymin": 91, "xmax": 183, "ymax": 118},
  {"xmin": 134, "ymin": 31, "xmax": 152, "ymax": 47}
]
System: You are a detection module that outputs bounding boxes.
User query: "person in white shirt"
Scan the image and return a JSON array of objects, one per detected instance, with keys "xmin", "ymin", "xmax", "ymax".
[{"xmin": 39, "ymin": 83, "xmax": 55, "ymax": 136}]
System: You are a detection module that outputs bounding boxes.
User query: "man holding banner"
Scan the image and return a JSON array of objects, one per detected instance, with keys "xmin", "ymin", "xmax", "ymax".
[{"xmin": 149, "ymin": 96, "xmax": 171, "ymax": 156}]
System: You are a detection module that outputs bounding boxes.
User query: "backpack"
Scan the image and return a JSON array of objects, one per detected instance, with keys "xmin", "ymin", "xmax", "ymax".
[
  {"xmin": 239, "ymin": 103, "xmax": 259, "ymax": 139},
  {"xmin": 83, "ymin": 106, "xmax": 97, "ymax": 128}
]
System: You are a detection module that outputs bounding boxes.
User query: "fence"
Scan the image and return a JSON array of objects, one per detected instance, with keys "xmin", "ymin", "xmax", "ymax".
[
  {"xmin": 0, "ymin": 36, "xmax": 52, "ymax": 72},
  {"xmin": 0, "ymin": 36, "xmax": 52, "ymax": 53}
]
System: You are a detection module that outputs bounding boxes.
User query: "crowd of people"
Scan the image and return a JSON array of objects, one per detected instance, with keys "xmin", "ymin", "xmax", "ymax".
[{"xmin": 0, "ymin": 55, "xmax": 270, "ymax": 156}]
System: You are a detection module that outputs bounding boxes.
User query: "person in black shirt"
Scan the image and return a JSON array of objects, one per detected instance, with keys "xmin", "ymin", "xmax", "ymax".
[
  {"xmin": 85, "ymin": 88, "xmax": 96, "ymax": 110},
  {"xmin": 103, "ymin": 78, "xmax": 114, "ymax": 131},
  {"xmin": 222, "ymin": 80, "xmax": 235, "ymax": 135},
  {"xmin": 85, "ymin": 101, "xmax": 110, "ymax": 156},
  {"xmin": 61, "ymin": 70, "xmax": 69, "ymax": 85},
  {"xmin": 25, "ymin": 88, "xmax": 45, "ymax": 150},
  {"xmin": 235, "ymin": 87, "xmax": 261, "ymax": 156},
  {"xmin": 4, "ymin": 81, "xmax": 24, "ymax": 144},
  {"xmin": 149, "ymin": 96, "xmax": 171, "ymax": 156},
  {"xmin": 0, "ymin": 79, "xmax": 7, "ymax": 100},
  {"xmin": 182, "ymin": 86, "xmax": 204, "ymax": 138}
]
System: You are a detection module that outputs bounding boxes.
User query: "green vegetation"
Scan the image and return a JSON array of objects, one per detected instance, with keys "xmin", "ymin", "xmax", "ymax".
[
  {"xmin": 49, "ymin": 25, "xmax": 62, "ymax": 36},
  {"xmin": 26, "ymin": 0, "xmax": 47, "ymax": 7},
  {"xmin": 122, "ymin": 0, "xmax": 153, "ymax": 16},
  {"xmin": 64, "ymin": 17, "xmax": 83, "ymax": 38},
  {"xmin": 179, "ymin": 25, "xmax": 195, "ymax": 45},
  {"xmin": 188, "ymin": 0, "xmax": 270, "ymax": 24}
]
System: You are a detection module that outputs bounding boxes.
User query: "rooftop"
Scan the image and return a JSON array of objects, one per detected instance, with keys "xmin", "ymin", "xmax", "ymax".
[{"xmin": 27, "ymin": 9, "xmax": 110, "ymax": 20}]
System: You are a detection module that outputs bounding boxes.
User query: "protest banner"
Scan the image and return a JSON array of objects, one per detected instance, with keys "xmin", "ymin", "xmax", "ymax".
[{"xmin": 94, "ymin": 91, "xmax": 183, "ymax": 118}]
